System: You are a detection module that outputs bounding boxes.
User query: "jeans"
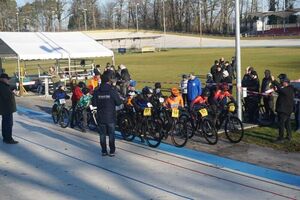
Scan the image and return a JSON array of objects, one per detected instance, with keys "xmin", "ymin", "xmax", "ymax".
[
  {"xmin": 278, "ymin": 112, "xmax": 292, "ymax": 140},
  {"xmin": 98, "ymin": 123, "xmax": 116, "ymax": 154},
  {"xmin": 2, "ymin": 113, "xmax": 13, "ymax": 141},
  {"xmin": 295, "ymin": 103, "xmax": 300, "ymax": 131}
]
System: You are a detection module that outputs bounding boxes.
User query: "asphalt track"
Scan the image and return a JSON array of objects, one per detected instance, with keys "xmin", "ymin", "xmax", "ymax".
[{"xmin": 0, "ymin": 108, "xmax": 299, "ymax": 200}]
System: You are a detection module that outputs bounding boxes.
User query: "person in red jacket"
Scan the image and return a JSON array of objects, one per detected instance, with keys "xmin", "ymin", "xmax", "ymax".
[
  {"xmin": 70, "ymin": 82, "xmax": 85, "ymax": 128},
  {"xmin": 190, "ymin": 89, "xmax": 210, "ymax": 110}
]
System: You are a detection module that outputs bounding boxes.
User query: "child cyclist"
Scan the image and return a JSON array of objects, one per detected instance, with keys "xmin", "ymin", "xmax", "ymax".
[
  {"xmin": 77, "ymin": 87, "xmax": 93, "ymax": 132},
  {"xmin": 52, "ymin": 84, "xmax": 70, "ymax": 114},
  {"xmin": 164, "ymin": 87, "xmax": 184, "ymax": 109}
]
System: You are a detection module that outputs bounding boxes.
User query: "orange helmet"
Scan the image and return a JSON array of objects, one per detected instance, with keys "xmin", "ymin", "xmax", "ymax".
[{"xmin": 171, "ymin": 87, "xmax": 180, "ymax": 97}]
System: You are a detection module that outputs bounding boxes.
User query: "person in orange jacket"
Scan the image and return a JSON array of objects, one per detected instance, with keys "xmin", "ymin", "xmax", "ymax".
[
  {"xmin": 87, "ymin": 71, "xmax": 101, "ymax": 93},
  {"xmin": 164, "ymin": 87, "xmax": 184, "ymax": 109}
]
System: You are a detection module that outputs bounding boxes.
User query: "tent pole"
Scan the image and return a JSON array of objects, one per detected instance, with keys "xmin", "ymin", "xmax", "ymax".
[
  {"xmin": 17, "ymin": 57, "xmax": 23, "ymax": 96},
  {"xmin": 68, "ymin": 57, "xmax": 72, "ymax": 89},
  {"xmin": 112, "ymin": 56, "xmax": 115, "ymax": 66}
]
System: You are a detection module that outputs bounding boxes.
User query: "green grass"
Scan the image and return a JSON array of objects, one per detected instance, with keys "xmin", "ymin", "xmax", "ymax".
[{"xmin": 2, "ymin": 47, "xmax": 300, "ymax": 151}]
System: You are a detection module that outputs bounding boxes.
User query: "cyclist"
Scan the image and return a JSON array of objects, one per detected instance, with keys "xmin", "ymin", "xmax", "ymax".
[
  {"xmin": 132, "ymin": 86, "xmax": 154, "ymax": 112},
  {"xmin": 190, "ymin": 88, "xmax": 210, "ymax": 111},
  {"xmin": 70, "ymin": 82, "xmax": 85, "ymax": 128},
  {"xmin": 214, "ymin": 82, "xmax": 234, "ymax": 107},
  {"xmin": 152, "ymin": 82, "xmax": 165, "ymax": 108},
  {"xmin": 164, "ymin": 87, "xmax": 184, "ymax": 109},
  {"xmin": 77, "ymin": 87, "xmax": 92, "ymax": 132},
  {"xmin": 52, "ymin": 84, "xmax": 70, "ymax": 114}
]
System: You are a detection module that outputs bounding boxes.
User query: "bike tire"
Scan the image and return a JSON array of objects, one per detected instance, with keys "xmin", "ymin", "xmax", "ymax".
[
  {"xmin": 118, "ymin": 114, "xmax": 135, "ymax": 141},
  {"xmin": 185, "ymin": 118, "xmax": 195, "ymax": 139},
  {"xmin": 59, "ymin": 108, "xmax": 70, "ymax": 128},
  {"xmin": 224, "ymin": 116, "xmax": 244, "ymax": 143},
  {"xmin": 144, "ymin": 118, "xmax": 162, "ymax": 148},
  {"xmin": 201, "ymin": 118, "xmax": 218, "ymax": 145},
  {"xmin": 87, "ymin": 112, "xmax": 98, "ymax": 131},
  {"xmin": 171, "ymin": 120, "xmax": 188, "ymax": 147}
]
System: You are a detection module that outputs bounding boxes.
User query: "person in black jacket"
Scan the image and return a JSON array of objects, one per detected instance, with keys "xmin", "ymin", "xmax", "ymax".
[
  {"xmin": 0, "ymin": 73, "xmax": 18, "ymax": 144},
  {"xmin": 261, "ymin": 70, "xmax": 275, "ymax": 122},
  {"xmin": 272, "ymin": 76, "xmax": 295, "ymax": 142},
  {"xmin": 119, "ymin": 64, "xmax": 131, "ymax": 97},
  {"xmin": 213, "ymin": 65, "xmax": 223, "ymax": 84},
  {"xmin": 92, "ymin": 75, "xmax": 122, "ymax": 156}
]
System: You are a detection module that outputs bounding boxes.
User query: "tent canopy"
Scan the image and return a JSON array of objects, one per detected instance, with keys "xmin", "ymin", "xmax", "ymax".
[{"xmin": 0, "ymin": 32, "xmax": 114, "ymax": 60}]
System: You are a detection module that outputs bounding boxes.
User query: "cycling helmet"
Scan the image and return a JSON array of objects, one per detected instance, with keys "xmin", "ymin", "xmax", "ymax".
[
  {"xmin": 78, "ymin": 81, "xmax": 86, "ymax": 89},
  {"xmin": 142, "ymin": 86, "xmax": 153, "ymax": 95},
  {"xmin": 206, "ymin": 73, "xmax": 213, "ymax": 79},
  {"xmin": 171, "ymin": 87, "xmax": 180, "ymax": 97},
  {"xmin": 220, "ymin": 82, "xmax": 229, "ymax": 91},
  {"xmin": 154, "ymin": 82, "xmax": 161, "ymax": 89},
  {"xmin": 201, "ymin": 88, "xmax": 210, "ymax": 97},
  {"xmin": 278, "ymin": 73, "xmax": 287, "ymax": 80}
]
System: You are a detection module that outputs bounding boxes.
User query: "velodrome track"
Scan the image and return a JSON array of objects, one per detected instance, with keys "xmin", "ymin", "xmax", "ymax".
[
  {"xmin": 0, "ymin": 108, "xmax": 299, "ymax": 200},
  {"xmin": 86, "ymin": 31, "xmax": 300, "ymax": 49}
]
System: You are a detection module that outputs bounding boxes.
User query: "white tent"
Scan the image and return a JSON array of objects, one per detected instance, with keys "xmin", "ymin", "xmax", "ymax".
[{"xmin": 0, "ymin": 32, "xmax": 114, "ymax": 94}]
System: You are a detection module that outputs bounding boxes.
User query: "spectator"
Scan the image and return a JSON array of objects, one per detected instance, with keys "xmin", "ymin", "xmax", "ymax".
[
  {"xmin": 222, "ymin": 70, "xmax": 232, "ymax": 93},
  {"xmin": 219, "ymin": 57, "xmax": 225, "ymax": 69},
  {"xmin": 0, "ymin": 73, "xmax": 18, "ymax": 144},
  {"xmin": 224, "ymin": 61, "xmax": 234, "ymax": 80},
  {"xmin": 244, "ymin": 70, "xmax": 260, "ymax": 123},
  {"xmin": 70, "ymin": 82, "xmax": 85, "ymax": 128},
  {"xmin": 92, "ymin": 75, "xmax": 122, "ymax": 156},
  {"xmin": 78, "ymin": 87, "xmax": 92, "ymax": 133},
  {"xmin": 88, "ymin": 71, "xmax": 101, "ymax": 92},
  {"xmin": 210, "ymin": 60, "xmax": 219, "ymax": 77},
  {"xmin": 213, "ymin": 65, "xmax": 223, "ymax": 84},
  {"xmin": 180, "ymin": 74, "xmax": 188, "ymax": 106},
  {"xmin": 49, "ymin": 66, "xmax": 61, "ymax": 91},
  {"xmin": 93, "ymin": 64, "xmax": 101, "ymax": 76},
  {"xmin": 187, "ymin": 73, "xmax": 202, "ymax": 106},
  {"xmin": 205, "ymin": 73, "xmax": 215, "ymax": 92},
  {"xmin": 272, "ymin": 76, "xmax": 295, "ymax": 142},
  {"xmin": 295, "ymin": 89, "xmax": 300, "ymax": 133},
  {"xmin": 119, "ymin": 64, "xmax": 131, "ymax": 97},
  {"xmin": 261, "ymin": 69, "xmax": 275, "ymax": 122}
]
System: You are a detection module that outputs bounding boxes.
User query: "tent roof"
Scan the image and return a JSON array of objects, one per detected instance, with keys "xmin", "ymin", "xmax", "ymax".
[
  {"xmin": 249, "ymin": 8, "xmax": 300, "ymax": 18},
  {"xmin": 0, "ymin": 32, "xmax": 114, "ymax": 60}
]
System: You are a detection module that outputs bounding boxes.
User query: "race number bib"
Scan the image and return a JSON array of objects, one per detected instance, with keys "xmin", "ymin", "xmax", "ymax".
[
  {"xmin": 59, "ymin": 99, "xmax": 66, "ymax": 104},
  {"xmin": 199, "ymin": 108, "xmax": 208, "ymax": 117},
  {"xmin": 143, "ymin": 108, "xmax": 152, "ymax": 116},
  {"xmin": 171, "ymin": 108, "xmax": 179, "ymax": 118},
  {"xmin": 229, "ymin": 103, "xmax": 235, "ymax": 112}
]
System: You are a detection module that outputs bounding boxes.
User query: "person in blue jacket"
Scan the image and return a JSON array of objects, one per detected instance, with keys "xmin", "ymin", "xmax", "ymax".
[{"xmin": 187, "ymin": 73, "xmax": 202, "ymax": 106}]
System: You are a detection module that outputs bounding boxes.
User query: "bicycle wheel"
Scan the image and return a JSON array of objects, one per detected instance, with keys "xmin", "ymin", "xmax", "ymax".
[
  {"xmin": 171, "ymin": 120, "xmax": 188, "ymax": 147},
  {"xmin": 185, "ymin": 118, "xmax": 195, "ymax": 139},
  {"xmin": 51, "ymin": 105, "xmax": 58, "ymax": 124},
  {"xmin": 144, "ymin": 118, "xmax": 162, "ymax": 148},
  {"xmin": 201, "ymin": 118, "xmax": 218, "ymax": 145},
  {"xmin": 59, "ymin": 108, "xmax": 70, "ymax": 128},
  {"xmin": 75, "ymin": 108, "xmax": 84, "ymax": 129},
  {"xmin": 118, "ymin": 114, "xmax": 135, "ymax": 141},
  {"xmin": 224, "ymin": 116, "xmax": 244, "ymax": 143},
  {"xmin": 87, "ymin": 112, "xmax": 98, "ymax": 131}
]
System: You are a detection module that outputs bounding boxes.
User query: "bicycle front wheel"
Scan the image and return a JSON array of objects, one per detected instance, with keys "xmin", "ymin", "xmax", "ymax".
[
  {"xmin": 51, "ymin": 105, "xmax": 59, "ymax": 124},
  {"xmin": 171, "ymin": 121, "xmax": 188, "ymax": 147},
  {"xmin": 59, "ymin": 108, "xmax": 70, "ymax": 128},
  {"xmin": 144, "ymin": 118, "xmax": 162, "ymax": 148},
  {"xmin": 118, "ymin": 114, "xmax": 135, "ymax": 141},
  {"xmin": 225, "ymin": 116, "xmax": 244, "ymax": 143},
  {"xmin": 201, "ymin": 118, "xmax": 218, "ymax": 145}
]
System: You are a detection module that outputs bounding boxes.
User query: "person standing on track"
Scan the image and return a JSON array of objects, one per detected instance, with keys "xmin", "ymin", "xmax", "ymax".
[
  {"xmin": 92, "ymin": 75, "xmax": 122, "ymax": 157},
  {"xmin": 0, "ymin": 73, "xmax": 18, "ymax": 144}
]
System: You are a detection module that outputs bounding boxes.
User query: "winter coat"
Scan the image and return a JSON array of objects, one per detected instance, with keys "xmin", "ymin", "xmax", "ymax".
[
  {"xmin": 187, "ymin": 78, "xmax": 202, "ymax": 102},
  {"xmin": 273, "ymin": 81, "xmax": 295, "ymax": 115},
  {"xmin": 0, "ymin": 81, "xmax": 16, "ymax": 115},
  {"xmin": 92, "ymin": 83, "xmax": 122, "ymax": 124}
]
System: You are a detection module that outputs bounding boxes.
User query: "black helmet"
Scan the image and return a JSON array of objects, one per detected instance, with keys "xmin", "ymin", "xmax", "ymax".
[
  {"xmin": 154, "ymin": 82, "xmax": 161, "ymax": 89},
  {"xmin": 142, "ymin": 86, "xmax": 153, "ymax": 95},
  {"xmin": 278, "ymin": 73, "xmax": 287, "ymax": 80},
  {"xmin": 201, "ymin": 88, "xmax": 210, "ymax": 97},
  {"xmin": 78, "ymin": 81, "xmax": 86, "ymax": 88}
]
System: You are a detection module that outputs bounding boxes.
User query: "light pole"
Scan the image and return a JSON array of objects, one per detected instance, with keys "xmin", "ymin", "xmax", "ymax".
[
  {"xmin": 135, "ymin": 3, "xmax": 139, "ymax": 32},
  {"xmin": 16, "ymin": 12, "xmax": 20, "ymax": 32},
  {"xmin": 162, "ymin": 0, "xmax": 166, "ymax": 49},
  {"xmin": 199, "ymin": 0, "xmax": 202, "ymax": 47},
  {"xmin": 83, "ymin": 8, "xmax": 87, "ymax": 31},
  {"xmin": 52, "ymin": 10, "xmax": 55, "ymax": 32},
  {"xmin": 235, "ymin": 0, "xmax": 242, "ymax": 120}
]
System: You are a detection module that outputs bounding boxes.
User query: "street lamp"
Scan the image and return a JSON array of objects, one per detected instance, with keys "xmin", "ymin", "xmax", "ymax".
[
  {"xmin": 16, "ymin": 12, "xmax": 20, "ymax": 32},
  {"xmin": 199, "ymin": 0, "xmax": 202, "ymax": 47},
  {"xmin": 162, "ymin": 0, "xmax": 166, "ymax": 48},
  {"xmin": 235, "ymin": 0, "xmax": 242, "ymax": 120},
  {"xmin": 135, "ymin": 3, "xmax": 139, "ymax": 32},
  {"xmin": 52, "ymin": 10, "xmax": 55, "ymax": 32},
  {"xmin": 83, "ymin": 8, "xmax": 87, "ymax": 31}
]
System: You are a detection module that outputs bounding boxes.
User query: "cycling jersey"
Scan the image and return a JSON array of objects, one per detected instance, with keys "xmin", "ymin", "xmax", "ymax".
[
  {"xmin": 214, "ymin": 90, "xmax": 232, "ymax": 101},
  {"xmin": 191, "ymin": 96, "xmax": 207, "ymax": 109},
  {"xmin": 164, "ymin": 95, "xmax": 184, "ymax": 109}
]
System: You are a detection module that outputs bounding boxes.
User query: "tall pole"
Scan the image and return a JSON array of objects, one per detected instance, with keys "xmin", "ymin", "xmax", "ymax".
[
  {"xmin": 113, "ymin": 11, "xmax": 115, "ymax": 30},
  {"xmin": 199, "ymin": 0, "xmax": 202, "ymax": 47},
  {"xmin": 52, "ymin": 11, "xmax": 55, "ymax": 32},
  {"xmin": 135, "ymin": 3, "xmax": 139, "ymax": 32},
  {"xmin": 83, "ymin": 9, "xmax": 87, "ymax": 31},
  {"xmin": 235, "ymin": 0, "xmax": 242, "ymax": 120},
  {"xmin": 16, "ymin": 12, "xmax": 20, "ymax": 32},
  {"xmin": 162, "ymin": 0, "xmax": 166, "ymax": 49}
]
